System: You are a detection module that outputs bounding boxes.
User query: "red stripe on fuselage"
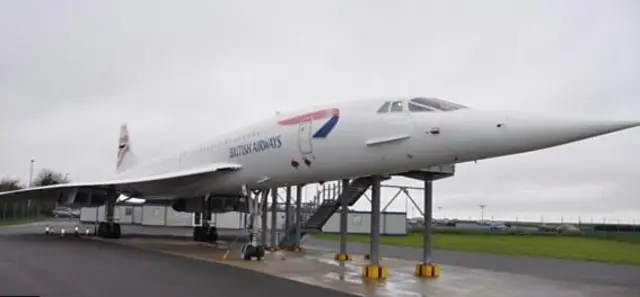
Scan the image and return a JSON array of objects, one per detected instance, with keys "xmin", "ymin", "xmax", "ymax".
[{"xmin": 277, "ymin": 108, "xmax": 340, "ymax": 126}]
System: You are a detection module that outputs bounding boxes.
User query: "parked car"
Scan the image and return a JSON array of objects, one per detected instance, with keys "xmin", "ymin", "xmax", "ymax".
[
  {"xmin": 433, "ymin": 218, "xmax": 457, "ymax": 227},
  {"xmin": 489, "ymin": 222, "xmax": 508, "ymax": 231},
  {"xmin": 555, "ymin": 224, "xmax": 580, "ymax": 234},
  {"xmin": 538, "ymin": 224, "xmax": 555, "ymax": 232},
  {"xmin": 52, "ymin": 207, "xmax": 80, "ymax": 218},
  {"xmin": 443, "ymin": 218, "xmax": 457, "ymax": 227}
]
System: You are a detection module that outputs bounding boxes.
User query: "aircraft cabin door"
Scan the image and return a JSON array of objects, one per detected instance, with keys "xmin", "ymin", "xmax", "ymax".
[{"xmin": 297, "ymin": 117, "xmax": 313, "ymax": 154}]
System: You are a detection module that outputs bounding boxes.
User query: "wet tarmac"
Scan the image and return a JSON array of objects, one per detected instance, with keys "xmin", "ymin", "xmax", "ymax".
[
  {"xmin": 305, "ymin": 237, "xmax": 640, "ymax": 289},
  {"xmin": 0, "ymin": 220, "xmax": 355, "ymax": 297},
  {"xmin": 96, "ymin": 236, "xmax": 640, "ymax": 297},
  {"xmin": 53, "ymin": 219, "xmax": 640, "ymax": 289},
  {"xmin": 32, "ymin": 219, "xmax": 640, "ymax": 296}
]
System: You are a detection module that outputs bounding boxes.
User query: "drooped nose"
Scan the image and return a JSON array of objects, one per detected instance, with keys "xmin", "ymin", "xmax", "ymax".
[
  {"xmin": 494, "ymin": 114, "xmax": 640, "ymax": 156},
  {"xmin": 443, "ymin": 110, "xmax": 640, "ymax": 162}
]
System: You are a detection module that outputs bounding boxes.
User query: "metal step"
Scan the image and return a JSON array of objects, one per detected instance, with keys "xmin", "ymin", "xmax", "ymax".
[{"xmin": 278, "ymin": 177, "xmax": 379, "ymax": 246}]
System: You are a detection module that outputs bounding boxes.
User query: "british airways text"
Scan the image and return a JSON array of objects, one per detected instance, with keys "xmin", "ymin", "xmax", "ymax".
[{"xmin": 229, "ymin": 135, "xmax": 282, "ymax": 158}]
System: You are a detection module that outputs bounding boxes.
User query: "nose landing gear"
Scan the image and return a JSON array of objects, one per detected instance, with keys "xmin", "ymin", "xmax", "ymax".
[{"xmin": 240, "ymin": 185, "xmax": 267, "ymax": 261}]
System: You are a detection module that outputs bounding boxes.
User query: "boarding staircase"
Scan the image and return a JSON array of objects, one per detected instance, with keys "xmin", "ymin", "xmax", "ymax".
[
  {"xmin": 277, "ymin": 165, "xmax": 456, "ymax": 247},
  {"xmin": 278, "ymin": 176, "xmax": 389, "ymax": 246}
]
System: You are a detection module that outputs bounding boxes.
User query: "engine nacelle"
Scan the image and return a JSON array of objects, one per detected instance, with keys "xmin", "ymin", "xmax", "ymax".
[
  {"xmin": 56, "ymin": 190, "xmax": 109, "ymax": 208},
  {"xmin": 171, "ymin": 196, "xmax": 250, "ymax": 213}
]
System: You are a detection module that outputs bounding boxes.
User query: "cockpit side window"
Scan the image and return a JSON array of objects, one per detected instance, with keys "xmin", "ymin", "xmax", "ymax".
[
  {"xmin": 389, "ymin": 101, "xmax": 404, "ymax": 112},
  {"xmin": 410, "ymin": 97, "xmax": 467, "ymax": 111},
  {"xmin": 408, "ymin": 102, "xmax": 434, "ymax": 112},
  {"xmin": 377, "ymin": 101, "xmax": 391, "ymax": 113}
]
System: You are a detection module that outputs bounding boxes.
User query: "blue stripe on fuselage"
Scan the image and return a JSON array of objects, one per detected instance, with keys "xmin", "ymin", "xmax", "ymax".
[{"xmin": 312, "ymin": 116, "xmax": 339, "ymax": 138}]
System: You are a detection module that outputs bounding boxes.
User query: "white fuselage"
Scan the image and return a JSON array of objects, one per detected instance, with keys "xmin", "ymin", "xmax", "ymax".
[{"xmin": 115, "ymin": 97, "xmax": 639, "ymax": 199}]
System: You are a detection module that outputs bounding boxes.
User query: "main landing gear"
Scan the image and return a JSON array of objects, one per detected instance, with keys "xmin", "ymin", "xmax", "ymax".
[
  {"xmin": 97, "ymin": 222, "xmax": 121, "ymax": 238},
  {"xmin": 240, "ymin": 185, "xmax": 266, "ymax": 261},
  {"xmin": 97, "ymin": 188, "xmax": 121, "ymax": 239},
  {"xmin": 193, "ymin": 225, "xmax": 218, "ymax": 242},
  {"xmin": 193, "ymin": 194, "xmax": 219, "ymax": 243}
]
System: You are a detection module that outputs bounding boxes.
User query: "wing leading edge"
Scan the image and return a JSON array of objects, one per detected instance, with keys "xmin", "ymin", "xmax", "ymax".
[{"xmin": 0, "ymin": 162, "xmax": 242, "ymax": 202}]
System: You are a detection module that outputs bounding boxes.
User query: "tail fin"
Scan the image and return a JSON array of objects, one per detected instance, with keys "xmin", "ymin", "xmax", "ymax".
[{"xmin": 116, "ymin": 124, "xmax": 138, "ymax": 174}]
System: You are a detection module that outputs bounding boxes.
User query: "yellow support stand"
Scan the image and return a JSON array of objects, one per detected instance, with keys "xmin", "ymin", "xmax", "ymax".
[
  {"xmin": 414, "ymin": 262, "xmax": 440, "ymax": 278},
  {"xmin": 333, "ymin": 253, "xmax": 351, "ymax": 261},
  {"xmin": 362, "ymin": 264, "xmax": 388, "ymax": 280}
]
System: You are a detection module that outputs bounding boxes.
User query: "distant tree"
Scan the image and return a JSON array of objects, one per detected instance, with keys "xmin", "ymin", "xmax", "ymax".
[
  {"xmin": 32, "ymin": 169, "xmax": 70, "ymax": 187},
  {"xmin": 31, "ymin": 169, "xmax": 70, "ymax": 216},
  {"xmin": 0, "ymin": 177, "xmax": 25, "ymax": 219},
  {"xmin": 0, "ymin": 177, "xmax": 24, "ymax": 192}
]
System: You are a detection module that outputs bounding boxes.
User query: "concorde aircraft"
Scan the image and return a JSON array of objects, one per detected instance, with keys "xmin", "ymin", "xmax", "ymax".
[{"xmin": 1, "ymin": 97, "xmax": 638, "ymax": 259}]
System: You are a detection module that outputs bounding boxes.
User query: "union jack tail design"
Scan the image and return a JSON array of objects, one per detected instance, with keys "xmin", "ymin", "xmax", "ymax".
[{"xmin": 116, "ymin": 124, "xmax": 137, "ymax": 173}]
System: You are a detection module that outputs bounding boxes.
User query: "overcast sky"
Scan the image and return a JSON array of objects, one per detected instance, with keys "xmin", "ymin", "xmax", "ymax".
[{"xmin": 1, "ymin": 0, "xmax": 639, "ymax": 223}]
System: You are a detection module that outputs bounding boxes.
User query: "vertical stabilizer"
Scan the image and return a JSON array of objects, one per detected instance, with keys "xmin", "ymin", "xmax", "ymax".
[{"xmin": 116, "ymin": 124, "xmax": 138, "ymax": 174}]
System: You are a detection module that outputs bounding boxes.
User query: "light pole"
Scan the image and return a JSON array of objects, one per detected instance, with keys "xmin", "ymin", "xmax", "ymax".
[
  {"xmin": 437, "ymin": 206, "xmax": 443, "ymax": 219},
  {"xmin": 479, "ymin": 204, "xmax": 486, "ymax": 222},
  {"xmin": 28, "ymin": 159, "xmax": 34, "ymax": 210},
  {"xmin": 28, "ymin": 159, "xmax": 34, "ymax": 187}
]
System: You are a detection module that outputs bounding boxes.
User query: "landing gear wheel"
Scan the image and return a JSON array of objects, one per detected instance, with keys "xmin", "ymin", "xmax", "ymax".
[
  {"xmin": 97, "ymin": 222, "xmax": 107, "ymax": 237},
  {"xmin": 207, "ymin": 226, "xmax": 218, "ymax": 243},
  {"xmin": 256, "ymin": 245, "xmax": 265, "ymax": 260},
  {"xmin": 193, "ymin": 226, "xmax": 208, "ymax": 242},
  {"xmin": 242, "ymin": 244, "xmax": 266, "ymax": 261},
  {"xmin": 112, "ymin": 223, "xmax": 121, "ymax": 238},
  {"xmin": 97, "ymin": 222, "xmax": 121, "ymax": 238}
]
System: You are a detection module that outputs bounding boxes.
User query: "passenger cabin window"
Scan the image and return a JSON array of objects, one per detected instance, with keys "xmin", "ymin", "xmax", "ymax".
[
  {"xmin": 410, "ymin": 97, "xmax": 467, "ymax": 111},
  {"xmin": 377, "ymin": 101, "xmax": 391, "ymax": 113},
  {"xmin": 389, "ymin": 101, "xmax": 404, "ymax": 112}
]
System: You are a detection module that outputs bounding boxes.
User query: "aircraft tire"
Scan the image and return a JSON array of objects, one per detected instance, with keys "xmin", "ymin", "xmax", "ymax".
[
  {"xmin": 243, "ymin": 244, "xmax": 265, "ymax": 261},
  {"xmin": 256, "ymin": 245, "xmax": 265, "ymax": 260},
  {"xmin": 192, "ymin": 227, "xmax": 200, "ymax": 241},
  {"xmin": 96, "ymin": 222, "xmax": 121, "ymax": 238},
  {"xmin": 207, "ymin": 226, "xmax": 218, "ymax": 243},
  {"xmin": 112, "ymin": 223, "xmax": 121, "ymax": 238},
  {"xmin": 97, "ymin": 222, "xmax": 108, "ymax": 238},
  {"xmin": 243, "ymin": 244, "xmax": 256, "ymax": 260},
  {"xmin": 243, "ymin": 247, "xmax": 252, "ymax": 260},
  {"xmin": 193, "ymin": 226, "xmax": 207, "ymax": 242}
]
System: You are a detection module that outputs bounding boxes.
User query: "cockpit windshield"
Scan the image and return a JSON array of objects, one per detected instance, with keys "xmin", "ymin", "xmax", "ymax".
[
  {"xmin": 409, "ymin": 97, "xmax": 468, "ymax": 112},
  {"xmin": 377, "ymin": 97, "xmax": 468, "ymax": 113},
  {"xmin": 376, "ymin": 97, "xmax": 468, "ymax": 114}
]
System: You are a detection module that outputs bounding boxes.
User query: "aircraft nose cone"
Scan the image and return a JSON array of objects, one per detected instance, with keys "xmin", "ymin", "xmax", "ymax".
[
  {"xmin": 544, "ymin": 118, "xmax": 640, "ymax": 140},
  {"xmin": 428, "ymin": 110, "xmax": 639, "ymax": 164},
  {"xmin": 602, "ymin": 120, "xmax": 640, "ymax": 132},
  {"xmin": 502, "ymin": 115, "xmax": 640, "ymax": 154},
  {"xmin": 600, "ymin": 120, "xmax": 640, "ymax": 130}
]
